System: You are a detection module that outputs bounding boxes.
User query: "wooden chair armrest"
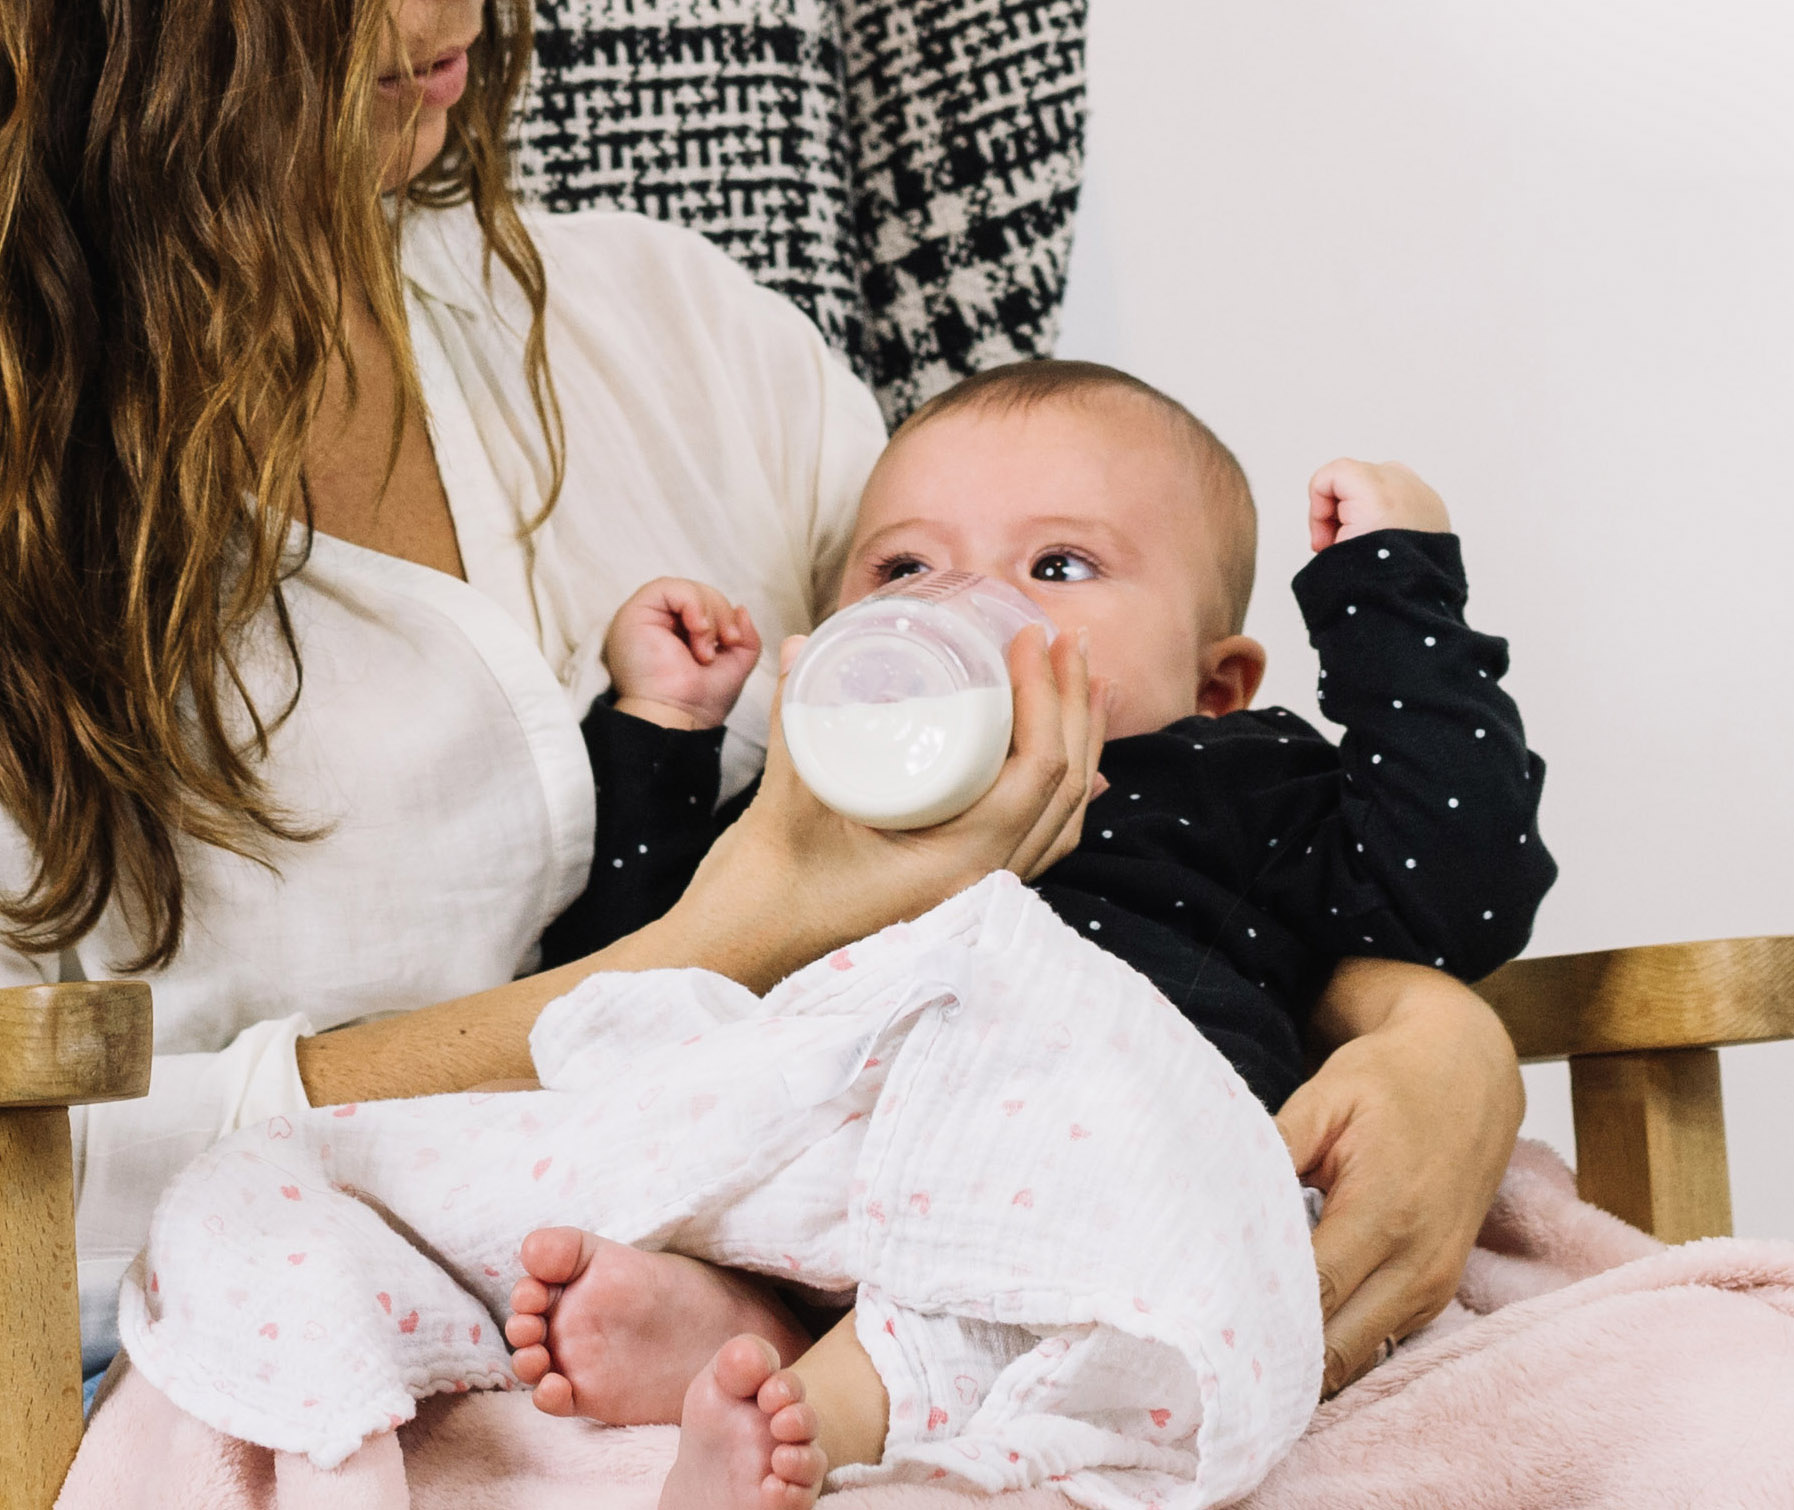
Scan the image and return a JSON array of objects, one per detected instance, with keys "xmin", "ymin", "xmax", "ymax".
[
  {"xmin": 0, "ymin": 981, "xmax": 155, "ymax": 1106},
  {"xmin": 1, "ymin": 981, "xmax": 153, "ymax": 1509},
  {"xmin": 1474, "ymin": 934, "xmax": 1794, "ymax": 1061},
  {"xmin": 1472, "ymin": 935, "xmax": 1794, "ymax": 1246}
]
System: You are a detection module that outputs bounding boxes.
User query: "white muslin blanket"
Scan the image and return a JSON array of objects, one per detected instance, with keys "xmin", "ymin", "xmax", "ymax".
[{"xmin": 119, "ymin": 873, "xmax": 1321, "ymax": 1508}]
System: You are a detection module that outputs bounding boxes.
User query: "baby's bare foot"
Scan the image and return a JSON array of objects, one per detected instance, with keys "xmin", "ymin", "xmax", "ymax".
[
  {"xmin": 504, "ymin": 1228, "xmax": 811, "ymax": 1423},
  {"xmin": 660, "ymin": 1336, "xmax": 826, "ymax": 1510}
]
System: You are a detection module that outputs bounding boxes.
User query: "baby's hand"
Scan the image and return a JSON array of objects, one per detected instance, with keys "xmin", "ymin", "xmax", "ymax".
[
  {"xmin": 603, "ymin": 578, "xmax": 762, "ymax": 730},
  {"xmin": 1308, "ymin": 459, "xmax": 1452, "ymax": 552}
]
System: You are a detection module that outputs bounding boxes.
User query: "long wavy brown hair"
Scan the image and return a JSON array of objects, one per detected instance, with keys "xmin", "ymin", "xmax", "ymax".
[{"xmin": 0, "ymin": 0, "xmax": 562, "ymax": 970}]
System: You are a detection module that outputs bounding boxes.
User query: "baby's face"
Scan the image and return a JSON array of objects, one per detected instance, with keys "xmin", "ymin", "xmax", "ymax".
[{"xmin": 839, "ymin": 394, "xmax": 1233, "ymax": 739}]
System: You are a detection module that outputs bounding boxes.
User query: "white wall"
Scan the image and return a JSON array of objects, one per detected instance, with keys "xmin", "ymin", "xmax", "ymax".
[{"xmin": 1057, "ymin": 1, "xmax": 1794, "ymax": 1236}]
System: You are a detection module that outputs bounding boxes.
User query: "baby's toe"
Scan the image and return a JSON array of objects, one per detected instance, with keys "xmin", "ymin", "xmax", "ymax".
[
  {"xmin": 509, "ymin": 1342, "xmax": 550, "ymax": 1383},
  {"xmin": 760, "ymin": 1473, "xmax": 820, "ymax": 1510},
  {"xmin": 767, "ymin": 1400, "xmax": 818, "ymax": 1443},
  {"xmin": 770, "ymin": 1441, "xmax": 827, "ymax": 1487},
  {"xmin": 756, "ymin": 1367, "xmax": 806, "ymax": 1415},
  {"xmin": 504, "ymin": 1311, "xmax": 546, "ymax": 1348},
  {"xmin": 712, "ymin": 1335, "xmax": 781, "ymax": 1400},
  {"xmin": 509, "ymin": 1274, "xmax": 553, "ymax": 1316},
  {"xmin": 530, "ymin": 1371, "xmax": 576, "ymax": 1416},
  {"xmin": 518, "ymin": 1226, "xmax": 590, "ymax": 1285}
]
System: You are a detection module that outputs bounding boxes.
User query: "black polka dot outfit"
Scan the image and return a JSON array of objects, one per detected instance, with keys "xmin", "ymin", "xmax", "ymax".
[{"xmin": 542, "ymin": 530, "xmax": 1556, "ymax": 1112}]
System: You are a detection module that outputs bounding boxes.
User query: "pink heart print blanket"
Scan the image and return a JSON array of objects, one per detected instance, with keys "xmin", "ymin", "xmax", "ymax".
[{"xmin": 117, "ymin": 872, "xmax": 1322, "ymax": 1508}]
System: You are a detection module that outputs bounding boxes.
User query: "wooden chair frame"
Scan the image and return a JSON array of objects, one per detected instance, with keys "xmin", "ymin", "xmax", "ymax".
[{"xmin": 3, "ymin": 935, "xmax": 1790, "ymax": 1508}]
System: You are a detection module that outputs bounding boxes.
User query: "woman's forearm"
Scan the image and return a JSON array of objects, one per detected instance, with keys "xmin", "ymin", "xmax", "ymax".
[
  {"xmin": 293, "ymin": 841, "xmax": 868, "ymax": 1107},
  {"xmin": 296, "ymin": 877, "xmax": 806, "ymax": 1105}
]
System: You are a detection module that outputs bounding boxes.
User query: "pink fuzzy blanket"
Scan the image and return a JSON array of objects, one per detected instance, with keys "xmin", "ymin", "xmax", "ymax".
[{"xmin": 57, "ymin": 1142, "xmax": 1794, "ymax": 1509}]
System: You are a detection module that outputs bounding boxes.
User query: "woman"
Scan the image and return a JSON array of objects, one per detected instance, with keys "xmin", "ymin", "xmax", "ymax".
[{"xmin": 0, "ymin": 0, "xmax": 1517, "ymax": 1406}]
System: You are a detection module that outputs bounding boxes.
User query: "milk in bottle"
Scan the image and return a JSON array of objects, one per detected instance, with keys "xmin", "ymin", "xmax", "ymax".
[{"xmin": 780, "ymin": 573, "xmax": 1054, "ymax": 829}]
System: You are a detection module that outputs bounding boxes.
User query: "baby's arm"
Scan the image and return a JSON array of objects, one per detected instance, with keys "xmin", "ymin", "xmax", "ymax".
[
  {"xmin": 537, "ymin": 580, "xmax": 763, "ymax": 967},
  {"xmin": 1246, "ymin": 461, "xmax": 1556, "ymax": 980}
]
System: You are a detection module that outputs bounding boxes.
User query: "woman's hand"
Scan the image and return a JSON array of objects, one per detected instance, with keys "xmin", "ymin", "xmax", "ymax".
[
  {"xmin": 1275, "ymin": 957, "xmax": 1523, "ymax": 1397},
  {"xmin": 669, "ymin": 624, "xmax": 1107, "ymax": 990}
]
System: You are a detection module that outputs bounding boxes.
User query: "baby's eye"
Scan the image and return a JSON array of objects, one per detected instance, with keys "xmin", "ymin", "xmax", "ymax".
[
  {"xmin": 876, "ymin": 556, "xmax": 930, "ymax": 583},
  {"xmin": 1031, "ymin": 552, "xmax": 1098, "ymax": 583}
]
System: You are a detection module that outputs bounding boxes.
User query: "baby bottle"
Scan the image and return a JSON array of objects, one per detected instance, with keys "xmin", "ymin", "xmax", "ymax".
[{"xmin": 780, "ymin": 572, "xmax": 1055, "ymax": 829}]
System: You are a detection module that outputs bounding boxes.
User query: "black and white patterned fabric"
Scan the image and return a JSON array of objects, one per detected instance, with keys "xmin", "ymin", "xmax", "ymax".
[{"xmin": 512, "ymin": 0, "xmax": 1086, "ymax": 424}]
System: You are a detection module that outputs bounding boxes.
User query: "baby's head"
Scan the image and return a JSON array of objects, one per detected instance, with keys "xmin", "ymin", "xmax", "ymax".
[{"xmin": 839, "ymin": 361, "xmax": 1268, "ymax": 739}]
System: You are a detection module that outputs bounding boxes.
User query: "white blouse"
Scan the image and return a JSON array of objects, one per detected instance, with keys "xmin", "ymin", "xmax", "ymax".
[{"xmin": 0, "ymin": 202, "xmax": 887, "ymax": 1365}]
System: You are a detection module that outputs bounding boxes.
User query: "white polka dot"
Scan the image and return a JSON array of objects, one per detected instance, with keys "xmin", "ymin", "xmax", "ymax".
[
  {"xmin": 1346, "ymin": 605, "xmax": 1358, "ymax": 615},
  {"xmin": 1129, "ymin": 792, "xmax": 1141, "ymax": 800},
  {"xmin": 1320, "ymin": 669, "xmax": 1328, "ymax": 679},
  {"xmin": 1174, "ymin": 900, "xmax": 1185, "ymax": 908},
  {"xmin": 638, "ymin": 843, "xmax": 649, "ymax": 854},
  {"xmin": 1405, "ymin": 858, "xmax": 1417, "ymax": 869},
  {"xmin": 1371, "ymin": 753, "xmax": 1382, "ymax": 764},
  {"xmin": 1355, "ymin": 843, "xmax": 1364, "ymax": 853},
  {"xmin": 688, "ymin": 795, "xmax": 699, "ymax": 804},
  {"xmin": 1479, "ymin": 669, "xmax": 1489, "ymax": 678},
  {"xmin": 1179, "ymin": 817, "xmax": 1190, "ymax": 826},
  {"xmin": 1448, "ymin": 797, "xmax": 1459, "ymax": 809},
  {"xmin": 1482, "ymin": 909, "xmax": 1494, "ymax": 920},
  {"xmin": 1519, "ymin": 834, "xmax": 1528, "ymax": 844},
  {"xmin": 1258, "ymin": 981, "xmax": 1267, "ymax": 989},
  {"xmin": 1434, "ymin": 957, "xmax": 1445, "ymax": 968},
  {"xmin": 1377, "ymin": 548, "xmax": 1390, "ymax": 559},
  {"xmin": 611, "ymin": 858, "xmax": 624, "ymax": 869},
  {"xmin": 1193, "ymin": 742, "xmax": 1205, "ymax": 750},
  {"xmin": 1330, "ymin": 906, "xmax": 1338, "ymax": 915},
  {"xmin": 1268, "ymin": 837, "xmax": 1278, "ymax": 847},
  {"xmin": 1475, "ymin": 728, "xmax": 1486, "ymax": 739},
  {"xmin": 1424, "ymin": 636, "xmax": 1436, "ymax": 647},
  {"xmin": 1392, "ymin": 699, "xmax": 1404, "ymax": 709},
  {"xmin": 1362, "ymin": 934, "xmax": 1374, "ymax": 943},
  {"xmin": 1088, "ymin": 919, "xmax": 1102, "ymax": 931},
  {"xmin": 1101, "ymin": 829, "xmax": 1113, "ymax": 840},
  {"xmin": 1247, "ymin": 928, "xmax": 1257, "ymax": 938},
  {"xmin": 1279, "ymin": 737, "xmax": 1289, "ymax": 744}
]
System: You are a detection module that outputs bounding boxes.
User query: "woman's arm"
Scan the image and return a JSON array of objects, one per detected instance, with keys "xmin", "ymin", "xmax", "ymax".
[
  {"xmin": 1275, "ymin": 956, "xmax": 1523, "ymax": 1396},
  {"xmin": 298, "ymin": 627, "xmax": 1105, "ymax": 1107}
]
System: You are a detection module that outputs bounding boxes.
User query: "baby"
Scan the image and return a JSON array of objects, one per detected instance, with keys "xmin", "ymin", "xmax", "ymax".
[{"xmin": 510, "ymin": 361, "xmax": 1557, "ymax": 1503}]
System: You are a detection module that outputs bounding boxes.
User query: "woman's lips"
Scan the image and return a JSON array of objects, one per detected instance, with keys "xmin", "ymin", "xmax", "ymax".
[{"xmin": 376, "ymin": 48, "xmax": 469, "ymax": 111}]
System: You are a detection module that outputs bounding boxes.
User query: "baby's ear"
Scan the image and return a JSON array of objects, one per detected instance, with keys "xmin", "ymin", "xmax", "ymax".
[{"xmin": 1196, "ymin": 636, "xmax": 1267, "ymax": 717}]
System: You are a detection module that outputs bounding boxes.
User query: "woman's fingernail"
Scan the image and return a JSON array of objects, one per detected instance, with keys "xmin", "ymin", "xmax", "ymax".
[
  {"xmin": 1076, "ymin": 626, "xmax": 1091, "ymax": 657},
  {"xmin": 780, "ymin": 635, "xmax": 806, "ymax": 673}
]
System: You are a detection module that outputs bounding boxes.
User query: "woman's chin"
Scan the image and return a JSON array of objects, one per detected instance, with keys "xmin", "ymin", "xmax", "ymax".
[{"xmin": 379, "ymin": 117, "xmax": 451, "ymax": 193}]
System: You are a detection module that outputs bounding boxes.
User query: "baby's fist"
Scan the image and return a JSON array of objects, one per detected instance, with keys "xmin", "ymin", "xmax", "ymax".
[
  {"xmin": 604, "ymin": 578, "xmax": 762, "ymax": 730},
  {"xmin": 1308, "ymin": 459, "xmax": 1451, "ymax": 552}
]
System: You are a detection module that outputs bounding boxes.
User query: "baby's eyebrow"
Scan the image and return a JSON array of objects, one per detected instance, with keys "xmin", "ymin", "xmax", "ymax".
[
  {"xmin": 851, "ymin": 519, "xmax": 947, "ymax": 553},
  {"xmin": 1022, "ymin": 515, "xmax": 1134, "ymax": 554}
]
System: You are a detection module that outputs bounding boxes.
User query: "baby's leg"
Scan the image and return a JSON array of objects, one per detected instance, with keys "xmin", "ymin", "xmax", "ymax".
[
  {"xmin": 505, "ymin": 1228, "xmax": 812, "ymax": 1423},
  {"xmin": 660, "ymin": 1315, "xmax": 887, "ymax": 1510}
]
